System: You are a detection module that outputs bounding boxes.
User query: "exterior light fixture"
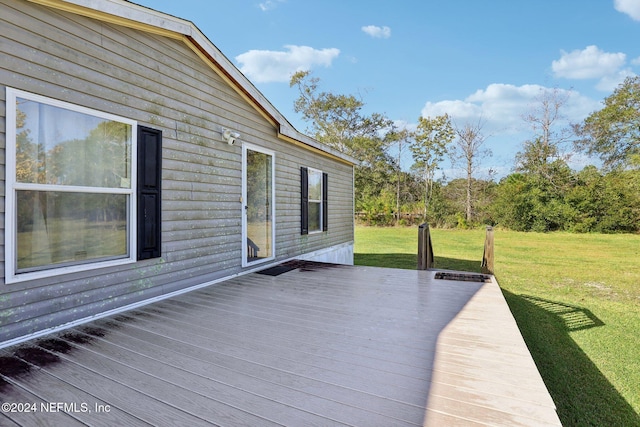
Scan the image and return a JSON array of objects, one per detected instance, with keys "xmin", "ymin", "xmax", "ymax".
[{"xmin": 221, "ymin": 127, "xmax": 240, "ymax": 145}]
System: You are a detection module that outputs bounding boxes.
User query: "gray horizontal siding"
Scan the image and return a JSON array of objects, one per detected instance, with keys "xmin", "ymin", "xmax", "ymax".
[{"xmin": 0, "ymin": 0, "xmax": 353, "ymax": 343}]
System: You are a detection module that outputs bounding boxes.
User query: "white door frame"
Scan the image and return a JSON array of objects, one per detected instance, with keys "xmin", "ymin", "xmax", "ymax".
[{"xmin": 241, "ymin": 143, "xmax": 276, "ymax": 267}]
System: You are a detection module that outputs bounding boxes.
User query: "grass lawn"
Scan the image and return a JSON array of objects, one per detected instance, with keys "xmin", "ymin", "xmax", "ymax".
[{"xmin": 355, "ymin": 225, "xmax": 640, "ymax": 426}]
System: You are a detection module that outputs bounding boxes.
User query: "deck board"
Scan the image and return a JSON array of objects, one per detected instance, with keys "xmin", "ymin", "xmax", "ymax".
[
  {"xmin": 0, "ymin": 348, "xmax": 145, "ymax": 427},
  {"xmin": 79, "ymin": 324, "xmax": 425, "ymax": 424},
  {"xmin": 0, "ymin": 263, "xmax": 561, "ymax": 426},
  {"xmin": 0, "ymin": 369, "xmax": 85, "ymax": 427}
]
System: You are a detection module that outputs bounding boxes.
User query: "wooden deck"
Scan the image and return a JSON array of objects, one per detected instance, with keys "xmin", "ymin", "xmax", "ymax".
[{"xmin": 0, "ymin": 262, "xmax": 561, "ymax": 426}]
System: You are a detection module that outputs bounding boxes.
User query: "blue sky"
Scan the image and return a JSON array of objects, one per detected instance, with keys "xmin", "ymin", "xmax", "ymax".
[{"xmin": 133, "ymin": 0, "xmax": 640, "ymax": 178}]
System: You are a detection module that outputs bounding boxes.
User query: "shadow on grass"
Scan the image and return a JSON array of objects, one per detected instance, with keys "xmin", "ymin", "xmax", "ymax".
[
  {"xmin": 354, "ymin": 253, "xmax": 482, "ymax": 273},
  {"xmin": 520, "ymin": 295, "xmax": 605, "ymax": 332},
  {"xmin": 502, "ymin": 289, "xmax": 640, "ymax": 426}
]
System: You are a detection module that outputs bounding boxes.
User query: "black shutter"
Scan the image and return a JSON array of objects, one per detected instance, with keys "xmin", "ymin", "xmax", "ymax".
[
  {"xmin": 137, "ymin": 126, "xmax": 162, "ymax": 260},
  {"xmin": 322, "ymin": 172, "xmax": 328, "ymax": 232},
  {"xmin": 301, "ymin": 167, "xmax": 308, "ymax": 235}
]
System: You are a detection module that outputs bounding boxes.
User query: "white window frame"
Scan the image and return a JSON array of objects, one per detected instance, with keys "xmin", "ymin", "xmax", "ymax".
[
  {"xmin": 5, "ymin": 88, "xmax": 137, "ymax": 284},
  {"xmin": 307, "ymin": 167, "xmax": 323, "ymax": 234}
]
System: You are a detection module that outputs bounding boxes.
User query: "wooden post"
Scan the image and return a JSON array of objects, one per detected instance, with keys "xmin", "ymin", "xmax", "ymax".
[
  {"xmin": 418, "ymin": 224, "xmax": 426, "ymax": 270},
  {"xmin": 418, "ymin": 223, "xmax": 434, "ymax": 270},
  {"xmin": 481, "ymin": 226, "xmax": 494, "ymax": 274}
]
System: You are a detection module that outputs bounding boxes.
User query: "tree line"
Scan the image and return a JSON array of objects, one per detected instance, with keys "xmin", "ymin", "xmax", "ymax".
[{"xmin": 290, "ymin": 72, "xmax": 640, "ymax": 233}]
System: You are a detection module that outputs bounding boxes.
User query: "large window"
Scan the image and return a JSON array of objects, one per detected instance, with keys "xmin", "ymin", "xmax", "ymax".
[
  {"xmin": 301, "ymin": 167, "xmax": 328, "ymax": 235},
  {"xmin": 6, "ymin": 88, "xmax": 137, "ymax": 283}
]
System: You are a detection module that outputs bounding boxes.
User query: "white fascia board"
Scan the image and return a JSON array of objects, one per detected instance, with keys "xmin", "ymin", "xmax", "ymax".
[{"xmin": 47, "ymin": 0, "xmax": 196, "ymax": 34}]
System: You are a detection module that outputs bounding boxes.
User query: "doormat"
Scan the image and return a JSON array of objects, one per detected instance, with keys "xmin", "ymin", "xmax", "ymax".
[
  {"xmin": 256, "ymin": 260, "xmax": 343, "ymax": 276},
  {"xmin": 434, "ymin": 272, "xmax": 492, "ymax": 283},
  {"xmin": 256, "ymin": 264, "xmax": 298, "ymax": 276}
]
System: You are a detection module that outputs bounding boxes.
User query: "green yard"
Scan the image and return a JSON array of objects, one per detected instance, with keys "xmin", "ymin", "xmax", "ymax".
[{"xmin": 355, "ymin": 225, "xmax": 640, "ymax": 426}]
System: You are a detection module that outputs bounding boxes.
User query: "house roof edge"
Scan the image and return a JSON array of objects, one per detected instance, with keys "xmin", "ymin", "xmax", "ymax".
[{"xmin": 26, "ymin": 0, "xmax": 356, "ymax": 166}]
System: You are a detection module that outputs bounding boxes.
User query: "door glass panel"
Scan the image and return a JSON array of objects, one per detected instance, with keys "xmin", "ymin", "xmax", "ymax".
[{"xmin": 246, "ymin": 149, "xmax": 272, "ymax": 263}]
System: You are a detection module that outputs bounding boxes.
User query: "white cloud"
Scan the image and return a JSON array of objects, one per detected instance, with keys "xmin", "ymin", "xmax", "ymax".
[
  {"xmin": 551, "ymin": 45, "xmax": 636, "ymax": 91},
  {"xmin": 421, "ymin": 99, "xmax": 484, "ymax": 122},
  {"xmin": 361, "ymin": 25, "xmax": 391, "ymax": 39},
  {"xmin": 422, "ymin": 83, "xmax": 602, "ymax": 178},
  {"xmin": 421, "ymin": 83, "xmax": 600, "ymax": 136},
  {"xmin": 422, "ymin": 84, "xmax": 544, "ymax": 133},
  {"xmin": 258, "ymin": 0, "xmax": 285, "ymax": 11},
  {"xmin": 614, "ymin": 0, "xmax": 640, "ymax": 20},
  {"xmin": 235, "ymin": 45, "xmax": 340, "ymax": 83},
  {"xmin": 419, "ymin": 84, "xmax": 603, "ymax": 178},
  {"xmin": 595, "ymin": 68, "xmax": 636, "ymax": 91},
  {"xmin": 552, "ymin": 45, "xmax": 626, "ymax": 79},
  {"xmin": 391, "ymin": 119, "xmax": 417, "ymax": 133}
]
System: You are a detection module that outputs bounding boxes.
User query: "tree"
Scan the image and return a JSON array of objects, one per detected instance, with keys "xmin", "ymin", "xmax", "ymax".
[
  {"xmin": 566, "ymin": 166, "xmax": 640, "ymax": 233},
  {"xmin": 516, "ymin": 87, "xmax": 573, "ymax": 183},
  {"xmin": 491, "ymin": 174, "xmax": 535, "ymax": 231},
  {"xmin": 410, "ymin": 114, "xmax": 454, "ymax": 218},
  {"xmin": 574, "ymin": 75, "xmax": 640, "ymax": 170},
  {"xmin": 431, "ymin": 178, "xmax": 497, "ymax": 228},
  {"xmin": 450, "ymin": 119, "xmax": 491, "ymax": 222},
  {"xmin": 385, "ymin": 125, "xmax": 412, "ymax": 224},
  {"xmin": 492, "ymin": 166, "xmax": 575, "ymax": 233},
  {"xmin": 290, "ymin": 71, "xmax": 392, "ymax": 160},
  {"xmin": 290, "ymin": 71, "xmax": 396, "ymax": 214}
]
